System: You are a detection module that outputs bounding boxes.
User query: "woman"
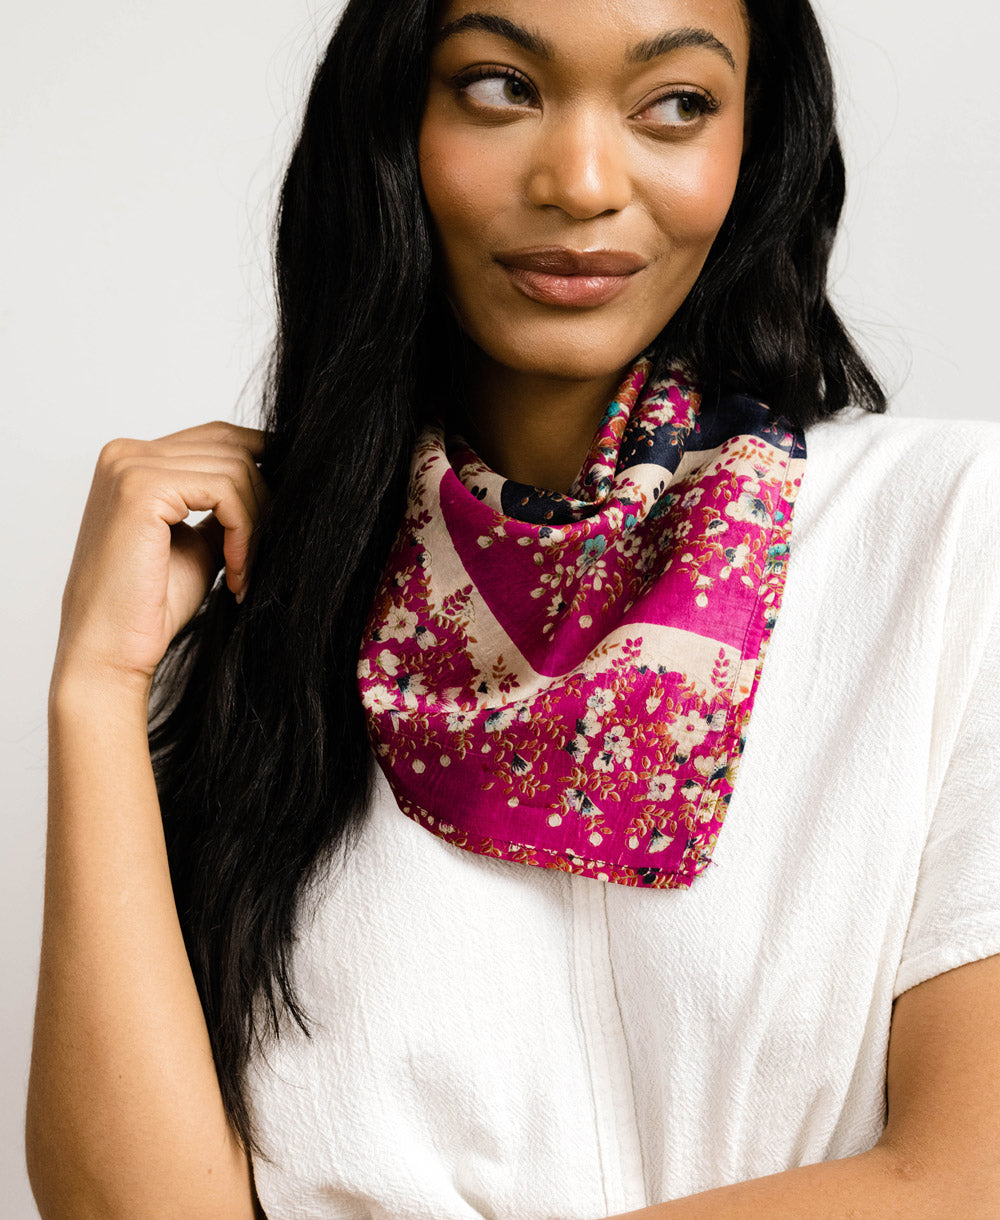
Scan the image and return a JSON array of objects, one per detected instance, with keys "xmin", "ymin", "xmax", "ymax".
[{"xmin": 25, "ymin": 0, "xmax": 1000, "ymax": 1216}]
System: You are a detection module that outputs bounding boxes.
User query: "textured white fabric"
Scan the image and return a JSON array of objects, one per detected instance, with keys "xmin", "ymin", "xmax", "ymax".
[{"xmin": 246, "ymin": 408, "xmax": 1000, "ymax": 1220}]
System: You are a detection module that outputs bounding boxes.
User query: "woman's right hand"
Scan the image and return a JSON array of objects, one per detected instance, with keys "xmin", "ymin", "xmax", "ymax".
[
  {"xmin": 31, "ymin": 419, "xmax": 270, "ymax": 1219},
  {"xmin": 53, "ymin": 420, "xmax": 269, "ymax": 696}
]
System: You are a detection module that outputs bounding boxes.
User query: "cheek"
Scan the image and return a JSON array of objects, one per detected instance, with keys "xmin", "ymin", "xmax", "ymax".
[
  {"xmin": 645, "ymin": 128, "xmax": 744, "ymax": 248},
  {"xmin": 419, "ymin": 119, "xmax": 505, "ymax": 263}
]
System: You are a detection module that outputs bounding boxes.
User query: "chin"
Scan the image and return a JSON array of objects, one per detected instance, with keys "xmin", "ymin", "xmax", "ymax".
[{"xmin": 468, "ymin": 315, "xmax": 664, "ymax": 385}]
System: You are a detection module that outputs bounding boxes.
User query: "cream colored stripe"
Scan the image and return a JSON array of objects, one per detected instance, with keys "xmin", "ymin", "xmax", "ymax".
[
  {"xmin": 417, "ymin": 444, "xmax": 782, "ymax": 702},
  {"xmin": 623, "ymin": 432, "xmax": 797, "ymax": 496}
]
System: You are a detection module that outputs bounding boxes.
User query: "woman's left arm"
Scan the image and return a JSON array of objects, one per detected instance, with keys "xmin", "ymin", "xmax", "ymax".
[{"xmin": 606, "ymin": 953, "xmax": 1000, "ymax": 1219}]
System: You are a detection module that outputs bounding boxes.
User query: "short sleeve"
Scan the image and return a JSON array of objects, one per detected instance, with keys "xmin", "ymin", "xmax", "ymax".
[{"xmin": 893, "ymin": 592, "xmax": 1000, "ymax": 999}]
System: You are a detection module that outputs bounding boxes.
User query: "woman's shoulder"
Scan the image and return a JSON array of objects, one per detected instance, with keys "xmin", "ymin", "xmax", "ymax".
[
  {"xmin": 805, "ymin": 403, "xmax": 1000, "ymax": 470},
  {"xmin": 801, "ymin": 404, "xmax": 1000, "ymax": 520},
  {"xmin": 786, "ymin": 404, "xmax": 1000, "ymax": 635}
]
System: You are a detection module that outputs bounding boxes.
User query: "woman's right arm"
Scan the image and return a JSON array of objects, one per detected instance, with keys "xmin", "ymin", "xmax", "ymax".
[{"xmin": 25, "ymin": 423, "xmax": 269, "ymax": 1220}]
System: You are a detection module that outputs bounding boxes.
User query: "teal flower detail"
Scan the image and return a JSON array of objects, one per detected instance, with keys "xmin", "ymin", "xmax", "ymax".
[{"xmin": 649, "ymin": 493, "xmax": 678, "ymax": 520}]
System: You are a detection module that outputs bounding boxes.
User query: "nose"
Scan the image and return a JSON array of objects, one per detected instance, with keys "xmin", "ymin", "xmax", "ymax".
[{"xmin": 525, "ymin": 110, "xmax": 632, "ymax": 220}]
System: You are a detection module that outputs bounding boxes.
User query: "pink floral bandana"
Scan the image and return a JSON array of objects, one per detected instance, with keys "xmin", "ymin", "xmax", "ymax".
[{"xmin": 357, "ymin": 357, "xmax": 806, "ymax": 887}]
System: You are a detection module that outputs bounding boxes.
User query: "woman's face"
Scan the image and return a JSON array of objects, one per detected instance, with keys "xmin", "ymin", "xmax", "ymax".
[{"xmin": 419, "ymin": 0, "xmax": 751, "ymax": 384}]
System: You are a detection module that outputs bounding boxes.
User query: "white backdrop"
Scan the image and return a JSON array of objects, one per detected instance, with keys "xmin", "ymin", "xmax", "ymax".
[{"xmin": 2, "ymin": 2, "xmax": 998, "ymax": 1214}]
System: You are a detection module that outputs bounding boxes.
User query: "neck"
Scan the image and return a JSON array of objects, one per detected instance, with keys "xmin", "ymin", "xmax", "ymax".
[{"xmin": 458, "ymin": 352, "xmax": 627, "ymax": 495}]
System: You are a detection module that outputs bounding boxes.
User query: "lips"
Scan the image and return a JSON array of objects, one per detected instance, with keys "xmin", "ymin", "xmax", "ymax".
[
  {"xmin": 495, "ymin": 246, "xmax": 647, "ymax": 308},
  {"xmin": 497, "ymin": 248, "xmax": 648, "ymax": 276}
]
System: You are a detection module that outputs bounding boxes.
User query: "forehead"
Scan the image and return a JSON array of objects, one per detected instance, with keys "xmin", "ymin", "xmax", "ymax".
[{"xmin": 431, "ymin": 0, "xmax": 751, "ymax": 72}]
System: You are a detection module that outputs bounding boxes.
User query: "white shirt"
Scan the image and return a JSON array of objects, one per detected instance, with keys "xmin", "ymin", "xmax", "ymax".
[{"xmin": 246, "ymin": 406, "xmax": 1000, "ymax": 1219}]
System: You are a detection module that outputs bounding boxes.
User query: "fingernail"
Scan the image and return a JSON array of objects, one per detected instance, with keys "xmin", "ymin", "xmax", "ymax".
[{"xmin": 236, "ymin": 586, "xmax": 246, "ymax": 605}]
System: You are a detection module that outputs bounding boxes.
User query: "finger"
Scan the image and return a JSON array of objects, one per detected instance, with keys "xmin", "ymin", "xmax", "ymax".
[
  {"xmin": 191, "ymin": 509, "xmax": 253, "ymax": 600},
  {"xmin": 170, "ymin": 519, "xmax": 223, "ymax": 599},
  {"xmin": 155, "ymin": 421, "xmax": 269, "ymax": 456},
  {"xmin": 189, "ymin": 515, "xmax": 233, "ymax": 593},
  {"xmin": 108, "ymin": 450, "xmax": 270, "ymax": 519},
  {"xmin": 187, "ymin": 447, "xmax": 271, "ymax": 515},
  {"xmin": 121, "ymin": 467, "xmax": 259, "ymax": 596},
  {"xmin": 152, "ymin": 459, "xmax": 262, "ymax": 568},
  {"xmin": 194, "ymin": 515, "xmax": 255, "ymax": 604},
  {"xmin": 200, "ymin": 485, "xmax": 254, "ymax": 599},
  {"xmin": 110, "ymin": 454, "xmax": 267, "ymax": 596},
  {"xmin": 102, "ymin": 442, "xmax": 272, "ymax": 521},
  {"xmin": 193, "ymin": 512, "xmax": 225, "ymax": 560}
]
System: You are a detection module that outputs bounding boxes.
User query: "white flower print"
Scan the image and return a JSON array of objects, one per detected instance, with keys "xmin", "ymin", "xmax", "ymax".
[
  {"xmin": 484, "ymin": 706, "xmax": 516, "ymax": 734},
  {"xmin": 672, "ymin": 711, "xmax": 712, "ymax": 759},
  {"xmin": 681, "ymin": 487, "xmax": 704, "ymax": 510},
  {"xmin": 383, "ymin": 604, "xmax": 418, "ymax": 643},
  {"xmin": 720, "ymin": 541, "xmax": 751, "ymax": 581},
  {"xmin": 562, "ymin": 788, "xmax": 596, "ymax": 817},
  {"xmin": 566, "ymin": 735, "xmax": 588, "ymax": 763},
  {"xmin": 395, "ymin": 672, "xmax": 427, "ymax": 709},
  {"xmin": 602, "ymin": 724, "xmax": 632, "ymax": 763},
  {"xmin": 605, "ymin": 504, "xmax": 627, "ymax": 533},
  {"xmin": 366, "ymin": 684, "xmax": 397, "ymax": 713},
  {"xmin": 648, "ymin": 826, "xmax": 673, "ymax": 853},
  {"xmin": 729, "ymin": 542, "xmax": 751, "ymax": 569},
  {"xmin": 646, "ymin": 774, "xmax": 676, "ymax": 801},
  {"xmin": 446, "ymin": 708, "xmax": 478, "ymax": 733},
  {"xmin": 414, "ymin": 624, "xmax": 438, "ymax": 650},
  {"xmin": 539, "ymin": 527, "xmax": 567, "ymax": 547},
  {"xmin": 578, "ymin": 555, "xmax": 609, "ymax": 590},
  {"xmin": 375, "ymin": 650, "xmax": 399, "ymax": 677},
  {"xmin": 586, "ymin": 689, "xmax": 616, "ymax": 716},
  {"xmin": 725, "ymin": 489, "xmax": 770, "ymax": 526},
  {"xmin": 593, "ymin": 750, "xmax": 617, "ymax": 774}
]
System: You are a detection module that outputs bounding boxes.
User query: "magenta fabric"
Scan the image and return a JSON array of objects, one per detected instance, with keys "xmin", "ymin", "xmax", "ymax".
[{"xmin": 357, "ymin": 357, "xmax": 807, "ymax": 887}]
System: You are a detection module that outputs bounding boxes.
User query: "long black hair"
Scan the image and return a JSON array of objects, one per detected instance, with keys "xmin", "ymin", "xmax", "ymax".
[{"xmin": 150, "ymin": 0, "xmax": 885, "ymax": 1152}]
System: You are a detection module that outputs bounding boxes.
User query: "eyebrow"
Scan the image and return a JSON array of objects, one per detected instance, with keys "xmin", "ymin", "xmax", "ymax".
[
  {"xmin": 433, "ymin": 13, "xmax": 736, "ymax": 73},
  {"xmin": 627, "ymin": 28, "xmax": 736, "ymax": 72}
]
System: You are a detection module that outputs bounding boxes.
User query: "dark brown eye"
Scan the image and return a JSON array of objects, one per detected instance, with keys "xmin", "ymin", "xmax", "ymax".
[
  {"xmin": 644, "ymin": 92, "xmax": 712, "ymax": 126},
  {"xmin": 461, "ymin": 71, "xmax": 536, "ymax": 109}
]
